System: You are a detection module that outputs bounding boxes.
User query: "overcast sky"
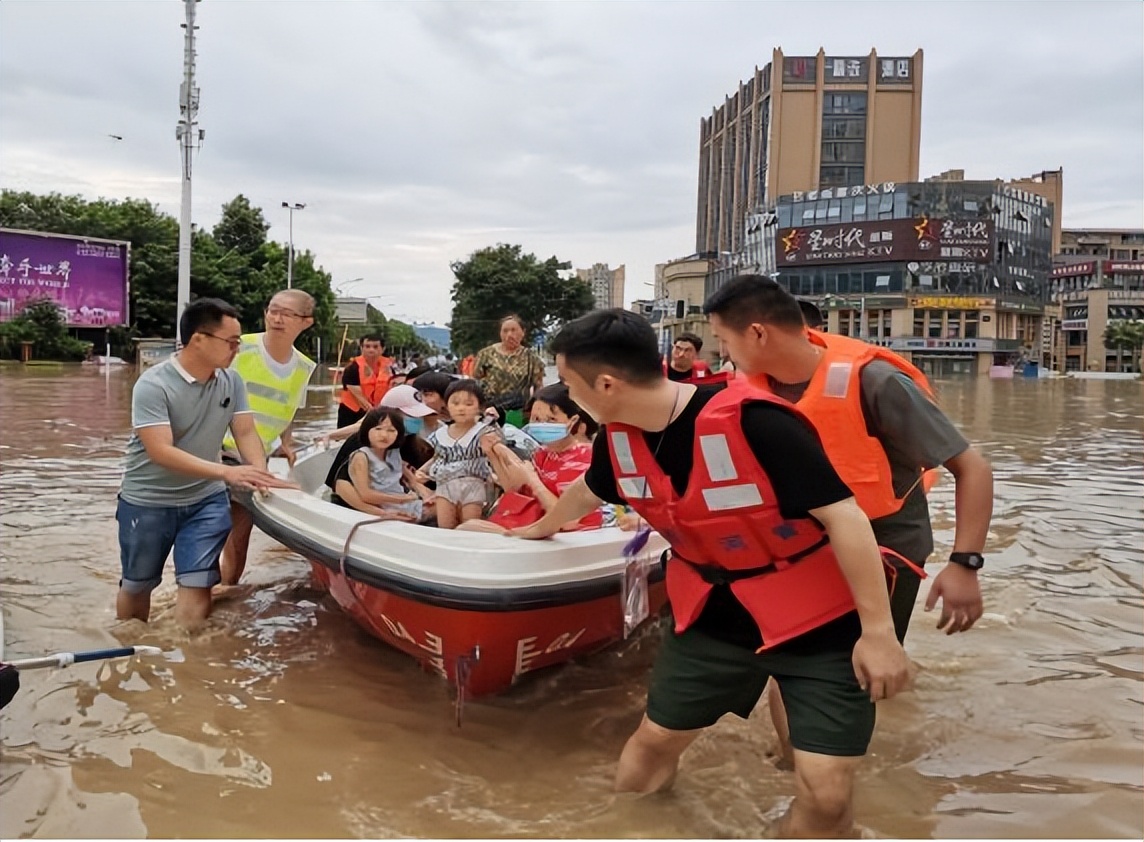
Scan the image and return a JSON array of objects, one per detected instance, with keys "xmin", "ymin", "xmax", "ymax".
[{"xmin": 2, "ymin": 1, "xmax": 1141, "ymax": 325}]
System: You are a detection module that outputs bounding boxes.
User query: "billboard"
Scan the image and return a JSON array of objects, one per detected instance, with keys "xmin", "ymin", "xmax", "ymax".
[
  {"xmin": 0, "ymin": 228, "xmax": 129, "ymax": 326},
  {"xmin": 776, "ymin": 218, "xmax": 994, "ymax": 267},
  {"xmin": 334, "ymin": 296, "xmax": 369, "ymax": 324}
]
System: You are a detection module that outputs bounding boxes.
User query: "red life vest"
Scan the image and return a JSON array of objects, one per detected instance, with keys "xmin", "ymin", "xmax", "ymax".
[
  {"xmin": 749, "ymin": 331, "xmax": 938, "ymax": 520},
  {"xmin": 663, "ymin": 359, "xmax": 728, "ymax": 386},
  {"xmin": 607, "ymin": 384, "xmax": 901, "ymax": 651},
  {"xmin": 338, "ymin": 355, "xmax": 393, "ymax": 412}
]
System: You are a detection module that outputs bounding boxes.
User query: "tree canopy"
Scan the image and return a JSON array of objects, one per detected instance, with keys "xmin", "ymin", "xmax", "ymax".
[
  {"xmin": 0, "ymin": 190, "xmax": 430, "ymax": 361},
  {"xmin": 448, "ymin": 243, "xmax": 594, "ymax": 355}
]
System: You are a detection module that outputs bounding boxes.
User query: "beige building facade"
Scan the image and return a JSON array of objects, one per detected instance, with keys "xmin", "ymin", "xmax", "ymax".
[
  {"xmin": 697, "ymin": 47, "xmax": 923, "ymax": 256},
  {"xmin": 576, "ymin": 263, "xmax": 626, "ymax": 310},
  {"xmin": 657, "ymin": 256, "xmax": 717, "ymax": 365},
  {"xmin": 1050, "ymin": 243, "xmax": 1144, "ymax": 372}
]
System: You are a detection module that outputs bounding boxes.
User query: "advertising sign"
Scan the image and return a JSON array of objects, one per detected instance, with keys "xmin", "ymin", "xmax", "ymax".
[
  {"xmin": 0, "ymin": 228, "xmax": 129, "ymax": 326},
  {"xmin": 776, "ymin": 218, "xmax": 994, "ymax": 267},
  {"xmin": 1051, "ymin": 262, "xmax": 1096, "ymax": 278},
  {"xmin": 334, "ymin": 296, "xmax": 369, "ymax": 324}
]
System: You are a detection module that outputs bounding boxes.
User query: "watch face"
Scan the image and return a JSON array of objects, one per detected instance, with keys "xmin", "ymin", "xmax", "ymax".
[{"xmin": 951, "ymin": 552, "xmax": 984, "ymax": 570}]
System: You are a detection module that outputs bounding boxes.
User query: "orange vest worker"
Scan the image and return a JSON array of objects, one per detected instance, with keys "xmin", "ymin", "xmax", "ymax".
[{"xmin": 338, "ymin": 354, "xmax": 393, "ymax": 412}]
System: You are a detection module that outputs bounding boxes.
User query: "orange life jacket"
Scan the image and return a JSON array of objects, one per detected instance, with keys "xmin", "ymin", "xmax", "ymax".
[
  {"xmin": 338, "ymin": 355, "xmax": 393, "ymax": 412},
  {"xmin": 750, "ymin": 331, "xmax": 938, "ymax": 520},
  {"xmin": 607, "ymin": 384, "xmax": 890, "ymax": 651}
]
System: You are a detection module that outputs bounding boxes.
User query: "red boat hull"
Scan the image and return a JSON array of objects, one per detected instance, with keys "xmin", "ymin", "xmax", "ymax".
[{"xmin": 306, "ymin": 559, "xmax": 667, "ymax": 697}]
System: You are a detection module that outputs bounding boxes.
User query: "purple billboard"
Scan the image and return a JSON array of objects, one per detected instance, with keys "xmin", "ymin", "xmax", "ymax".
[{"xmin": 0, "ymin": 228, "xmax": 129, "ymax": 327}]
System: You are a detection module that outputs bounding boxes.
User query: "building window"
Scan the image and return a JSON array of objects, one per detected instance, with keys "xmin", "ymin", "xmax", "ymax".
[
  {"xmin": 913, "ymin": 310, "xmax": 925, "ymax": 337},
  {"xmin": 928, "ymin": 311, "xmax": 944, "ymax": 338},
  {"xmin": 823, "ymin": 93, "xmax": 868, "ymax": 115}
]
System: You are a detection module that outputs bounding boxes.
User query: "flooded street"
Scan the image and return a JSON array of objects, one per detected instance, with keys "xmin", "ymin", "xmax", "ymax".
[{"xmin": 1, "ymin": 365, "xmax": 1141, "ymax": 838}]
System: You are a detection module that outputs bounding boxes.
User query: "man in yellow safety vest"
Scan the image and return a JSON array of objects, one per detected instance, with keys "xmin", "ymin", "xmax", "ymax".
[{"xmin": 220, "ymin": 289, "xmax": 317, "ymax": 586}]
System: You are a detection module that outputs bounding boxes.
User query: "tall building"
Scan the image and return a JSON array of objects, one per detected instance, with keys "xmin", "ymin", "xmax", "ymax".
[
  {"xmin": 576, "ymin": 263, "xmax": 626, "ymax": 310},
  {"xmin": 696, "ymin": 47, "xmax": 923, "ymax": 256}
]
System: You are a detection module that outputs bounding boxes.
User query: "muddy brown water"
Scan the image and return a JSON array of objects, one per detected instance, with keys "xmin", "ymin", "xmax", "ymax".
[{"xmin": 0, "ymin": 365, "xmax": 1141, "ymax": 838}]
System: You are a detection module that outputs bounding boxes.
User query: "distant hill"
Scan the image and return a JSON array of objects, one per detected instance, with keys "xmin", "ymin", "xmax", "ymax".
[{"xmin": 411, "ymin": 323, "xmax": 451, "ymax": 351}]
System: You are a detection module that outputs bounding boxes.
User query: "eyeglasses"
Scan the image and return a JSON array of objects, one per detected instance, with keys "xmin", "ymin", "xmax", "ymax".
[
  {"xmin": 198, "ymin": 332, "xmax": 242, "ymax": 350},
  {"xmin": 266, "ymin": 306, "xmax": 311, "ymax": 320}
]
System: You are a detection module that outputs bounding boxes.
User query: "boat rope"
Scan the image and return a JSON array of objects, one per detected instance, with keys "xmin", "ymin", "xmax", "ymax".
[
  {"xmin": 454, "ymin": 645, "xmax": 480, "ymax": 728},
  {"xmin": 338, "ymin": 515, "xmax": 394, "ymax": 618}
]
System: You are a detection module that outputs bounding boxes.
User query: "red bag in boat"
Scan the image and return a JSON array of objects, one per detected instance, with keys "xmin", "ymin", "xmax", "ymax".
[{"xmin": 488, "ymin": 491, "xmax": 544, "ymax": 529}]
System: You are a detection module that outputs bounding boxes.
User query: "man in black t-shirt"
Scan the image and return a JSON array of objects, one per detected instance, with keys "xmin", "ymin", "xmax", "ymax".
[{"xmin": 514, "ymin": 309, "xmax": 910, "ymax": 839}]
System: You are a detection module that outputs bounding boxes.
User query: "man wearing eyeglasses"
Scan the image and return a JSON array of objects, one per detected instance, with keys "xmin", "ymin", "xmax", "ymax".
[
  {"xmin": 117, "ymin": 298, "xmax": 295, "ymax": 630},
  {"xmin": 220, "ymin": 289, "xmax": 318, "ymax": 587}
]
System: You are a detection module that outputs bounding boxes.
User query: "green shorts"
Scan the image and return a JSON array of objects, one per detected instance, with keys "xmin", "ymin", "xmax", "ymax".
[{"xmin": 646, "ymin": 624, "xmax": 875, "ymax": 757}]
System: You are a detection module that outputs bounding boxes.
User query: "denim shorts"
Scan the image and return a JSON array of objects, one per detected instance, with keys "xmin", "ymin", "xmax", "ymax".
[{"xmin": 116, "ymin": 490, "xmax": 231, "ymax": 592}]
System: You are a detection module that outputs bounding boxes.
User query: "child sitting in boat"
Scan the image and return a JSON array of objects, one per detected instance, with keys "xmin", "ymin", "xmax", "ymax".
[
  {"xmin": 333, "ymin": 407, "xmax": 435, "ymax": 522},
  {"xmin": 459, "ymin": 383, "xmax": 607, "ymax": 534},
  {"xmin": 415, "ymin": 379, "xmax": 495, "ymax": 529}
]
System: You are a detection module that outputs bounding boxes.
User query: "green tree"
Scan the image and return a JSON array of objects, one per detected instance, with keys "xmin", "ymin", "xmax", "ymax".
[
  {"xmin": 1104, "ymin": 319, "xmax": 1144, "ymax": 372},
  {"xmin": 0, "ymin": 298, "xmax": 89, "ymax": 360},
  {"xmin": 1, "ymin": 190, "xmax": 340, "ymax": 360},
  {"xmin": 448, "ymin": 244, "xmax": 593, "ymax": 355}
]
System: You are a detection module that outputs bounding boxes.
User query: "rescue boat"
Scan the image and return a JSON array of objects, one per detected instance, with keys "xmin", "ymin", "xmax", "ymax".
[{"xmin": 244, "ymin": 447, "xmax": 668, "ymax": 698}]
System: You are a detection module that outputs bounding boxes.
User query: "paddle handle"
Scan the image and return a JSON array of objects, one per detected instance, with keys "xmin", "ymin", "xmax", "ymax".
[{"xmin": 8, "ymin": 646, "xmax": 159, "ymax": 671}]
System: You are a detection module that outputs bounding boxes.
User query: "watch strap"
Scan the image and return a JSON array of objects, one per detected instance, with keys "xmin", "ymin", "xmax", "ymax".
[{"xmin": 949, "ymin": 551, "xmax": 985, "ymax": 570}]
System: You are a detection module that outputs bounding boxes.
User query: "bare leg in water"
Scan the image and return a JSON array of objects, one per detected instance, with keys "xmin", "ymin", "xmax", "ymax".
[{"xmin": 766, "ymin": 678, "xmax": 796, "ymax": 770}]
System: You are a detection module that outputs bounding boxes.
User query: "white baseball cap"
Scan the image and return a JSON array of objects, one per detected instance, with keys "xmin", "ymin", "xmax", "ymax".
[{"xmin": 379, "ymin": 384, "xmax": 435, "ymax": 417}]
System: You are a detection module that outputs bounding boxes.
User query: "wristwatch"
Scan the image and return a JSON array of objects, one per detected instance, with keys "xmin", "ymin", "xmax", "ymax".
[{"xmin": 949, "ymin": 551, "xmax": 985, "ymax": 571}]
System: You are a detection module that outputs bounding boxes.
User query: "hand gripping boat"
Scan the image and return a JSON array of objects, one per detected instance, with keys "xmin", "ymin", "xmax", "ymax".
[{"xmin": 242, "ymin": 446, "xmax": 668, "ymax": 699}]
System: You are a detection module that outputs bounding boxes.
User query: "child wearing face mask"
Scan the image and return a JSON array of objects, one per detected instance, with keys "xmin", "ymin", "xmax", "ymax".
[
  {"xmin": 415, "ymin": 379, "xmax": 494, "ymax": 529},
  {"xmin": 461, "ymin": 383, "xmax": 605, "ymax": 533}
]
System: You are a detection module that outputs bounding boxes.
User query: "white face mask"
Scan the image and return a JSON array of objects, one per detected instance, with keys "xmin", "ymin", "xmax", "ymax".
[{"xmin": 522, "ymin": 422, "xmax": 570, "ymax": 444}]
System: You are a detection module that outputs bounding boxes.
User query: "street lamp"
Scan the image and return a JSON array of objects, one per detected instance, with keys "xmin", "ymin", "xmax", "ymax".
[
  {"xmin": 335, "ymin": 277, "xmax": 364, "ymax": 295},
  {"xmin": 282, "ymin": 201, "xmax": 306, "ymax": 288}
]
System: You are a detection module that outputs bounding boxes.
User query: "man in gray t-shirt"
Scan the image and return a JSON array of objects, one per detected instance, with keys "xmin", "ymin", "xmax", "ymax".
[{"xmin": 116, "ymin": 299, "xmax": 295, "ymax": 630}]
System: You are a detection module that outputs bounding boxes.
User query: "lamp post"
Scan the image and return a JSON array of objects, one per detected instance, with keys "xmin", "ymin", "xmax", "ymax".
[
  {"xmin": 282, "ymin": 201, "xmax": 306, "ymax": 288},
  {"xmin": 334, "ymin": 277, "xmax": 364, "ymax": 295}
]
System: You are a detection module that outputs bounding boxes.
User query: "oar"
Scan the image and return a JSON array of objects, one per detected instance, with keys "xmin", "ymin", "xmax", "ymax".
[{"xmin": 7, "ymin": 645, "xmax": 165, "ymax": 671}]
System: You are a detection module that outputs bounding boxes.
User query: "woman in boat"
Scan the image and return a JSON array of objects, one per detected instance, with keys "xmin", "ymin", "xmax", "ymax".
[
  {"xmin": 472, "ymin": 315, "xmax": 545, "ymax": 426},
  {"xmin": 459, "ymin": 383, "xmax": 608, "ymax": 534},
  {"xmin": 330, "ymin": 408, "xmax": 435, "ymax": 521}
]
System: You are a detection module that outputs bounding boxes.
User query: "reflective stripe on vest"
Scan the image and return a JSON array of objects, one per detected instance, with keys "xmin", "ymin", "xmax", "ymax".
[{"xmin": 223, "ymin": 333, "xmax": 315, "ymax": 453}]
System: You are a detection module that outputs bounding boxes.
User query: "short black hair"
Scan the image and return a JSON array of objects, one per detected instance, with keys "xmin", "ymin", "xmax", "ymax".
[
  {"xmin": 412, "ymin": 371, "xmax": 453, "ymax": 397},
  {"xmin": 548, "ymin": 309, "xmax": 662, "ymax": 386},
  {"xmin": 532, "ymin": 382, "xmax": 599, "ymax": 438},
  {"xmin": 674, "ymin": 332, "xmax": 703, "ymax": 352},
  {"xmin": 180, "ymin": 297, "xmax": 240, "ymax": 346},
  {"xmin": 702, "ymin": 274, "xmax": 805, "ymax": 331},
  {"xmin": 359, "ymin": 406, "xmax": 407, "ymax": 451},
  {"xmin": 361, "ymin": 334, "xmax": 384, "ymax": 346},
  {"xmin": 444, "ymin": 378, "xmax": 485, "ymax": 405},
  {"xmin": 798, "ymin": 299, "xmax": 825, "ymax": 329}
]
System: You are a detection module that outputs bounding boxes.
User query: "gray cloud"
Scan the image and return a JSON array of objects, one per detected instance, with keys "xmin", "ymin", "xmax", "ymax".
[{"xmin": 2, "ymin": 1, "xmax": 1140, "ymax": 324}]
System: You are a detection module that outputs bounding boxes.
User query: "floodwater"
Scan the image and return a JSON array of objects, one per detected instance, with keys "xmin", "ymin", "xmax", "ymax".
[{"xmin": 0, "ymin": 365, "xmax": 1141, "ymax": 839}]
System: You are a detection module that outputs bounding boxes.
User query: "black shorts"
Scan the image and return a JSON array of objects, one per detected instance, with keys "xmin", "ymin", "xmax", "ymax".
[{"xmin": 646, "ymin": 624, "xmax": 875, "ymax": 757}]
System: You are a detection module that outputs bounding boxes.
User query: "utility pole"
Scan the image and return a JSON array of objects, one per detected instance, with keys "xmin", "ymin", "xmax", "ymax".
[
  {"xmin": 175, "ymin": 0, "xmax": 203, "ymax": 339},
  {"xmin": 282, "ymin": 202, "xmax": 306, "ymax": 289}
]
